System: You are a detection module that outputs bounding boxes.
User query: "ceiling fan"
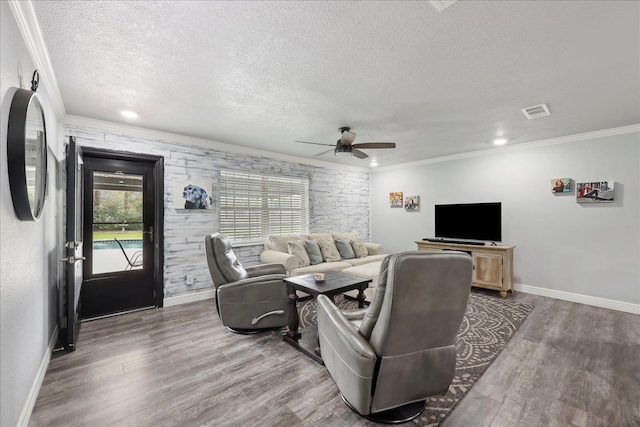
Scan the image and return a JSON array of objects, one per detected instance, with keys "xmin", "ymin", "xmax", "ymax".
[{"xmin": 296, "ymin": 127, "xmax": 396, "ymax": 159}]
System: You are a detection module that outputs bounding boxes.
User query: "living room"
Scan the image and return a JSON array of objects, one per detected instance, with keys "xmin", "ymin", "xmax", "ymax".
[{"xmin": 1, "ymin": 1, "xmax": 639, "ymax": 426}]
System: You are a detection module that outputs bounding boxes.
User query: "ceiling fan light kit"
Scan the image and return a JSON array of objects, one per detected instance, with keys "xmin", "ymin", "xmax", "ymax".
[
  {"xmin": 296, "ymin": 126, "xmax": 396, "ymax": 161},
  {"xmin": 334, "ymin": 144, "xmax": 353, "ymax": 156},
  {"xmin": 338, "ymin": 127, "xmax": 357, "ymax": 145}
]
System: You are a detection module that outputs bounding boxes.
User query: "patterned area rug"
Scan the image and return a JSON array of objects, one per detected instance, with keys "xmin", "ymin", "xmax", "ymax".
[{"xmin": 298, "ymin": 292, "xmax": 533, "ymax": 427}]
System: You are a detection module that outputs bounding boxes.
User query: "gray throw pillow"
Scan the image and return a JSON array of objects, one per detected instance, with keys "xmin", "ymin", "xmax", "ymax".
[
  {"xmin": 304, "ymin": 240, "xmax": 324, "ymax": 265},
  {"xmin": 334, "ymin": 238, "xmax": 355, "ymax": 259},
  {"xmin": 287, "ymin": 240, "xmax": 310, "ymax": 267}
]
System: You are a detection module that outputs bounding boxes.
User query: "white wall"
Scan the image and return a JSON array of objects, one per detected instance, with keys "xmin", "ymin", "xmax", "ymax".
[
  {"xmin": 371, "ymin": 131, "xmax": 640, "ymax": 306},
  {"xmin": 0, "ymin": 3, "xmax": 63, "ymax": 426}
]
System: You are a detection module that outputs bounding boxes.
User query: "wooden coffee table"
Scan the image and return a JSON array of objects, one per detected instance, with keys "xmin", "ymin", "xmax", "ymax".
[{"xmin": 283, "ymin": 270, "xmax": 372, "ymax": 363}]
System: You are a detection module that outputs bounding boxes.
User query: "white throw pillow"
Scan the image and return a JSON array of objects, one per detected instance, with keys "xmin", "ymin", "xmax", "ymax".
[
  {"xmin": 287, "ymin": 240, "xmax": 310, "ymax": 267},
  {"xmin": 317, "ymin": 238, "xmax": 342, "ymax": 262},
  {"xmin": 350, "ymin": 238, "xmax": 369, "ymax": 258}
]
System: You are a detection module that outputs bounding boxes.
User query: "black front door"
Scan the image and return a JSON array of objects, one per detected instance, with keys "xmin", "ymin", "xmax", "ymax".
[
  {"xmin": 81, "ymin": 156, "xmax": 157, "ymax": 318},
  {"xmin": 62, "ymin": 136, "xmax": 84, "ymax": 350}
]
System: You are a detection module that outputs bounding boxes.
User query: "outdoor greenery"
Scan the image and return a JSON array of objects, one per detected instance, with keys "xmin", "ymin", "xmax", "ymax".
[
  {"xmin": 93, "ymin": 189, "xmax": 143, "ymax": 231},
  {"xmin": 93, "ymin": 230, "xmax": 143, "ymax": 241}
]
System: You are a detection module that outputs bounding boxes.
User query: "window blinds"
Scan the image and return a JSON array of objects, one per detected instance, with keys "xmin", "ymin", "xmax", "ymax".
[{"xmin": 219, "ymin": 170, "xmax": 309, "ymax": 242}]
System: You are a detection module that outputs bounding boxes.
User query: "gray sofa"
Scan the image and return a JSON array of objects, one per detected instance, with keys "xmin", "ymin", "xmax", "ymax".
[{"xmin": 259, "ymin": 232, "xmax": 387, "ymax": 300}]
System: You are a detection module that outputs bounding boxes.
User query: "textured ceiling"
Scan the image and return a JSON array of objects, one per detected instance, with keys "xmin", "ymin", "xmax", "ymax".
[{"xmin": 33, "ymin": 1, "xmax": 640, "ymax": 167}]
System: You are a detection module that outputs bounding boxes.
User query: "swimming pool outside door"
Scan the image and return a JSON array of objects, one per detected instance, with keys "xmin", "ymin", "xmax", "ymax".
[{"xmin": 91, "ymin": 170, "xmax": 144, "ymax": 274}]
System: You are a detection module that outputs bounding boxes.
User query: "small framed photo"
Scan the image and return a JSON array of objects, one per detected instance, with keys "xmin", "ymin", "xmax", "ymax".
[
  {"xmin": 389, "ymin": 192, "xmax": 403, "ymax": 207},
  {"xmin": 404, "ymin": 195, "xmax": 420, "ymax": 211},
  {"xmin": 576, "ymin": 181, "xmax": 614, "ymax": 203},
  {"xmin": 551, "ymin": 178, "xmax": 571, "ymax": 194},
  {"xmin": 174, "ymin": 182, "xmax": 214, "ymax": 210}
]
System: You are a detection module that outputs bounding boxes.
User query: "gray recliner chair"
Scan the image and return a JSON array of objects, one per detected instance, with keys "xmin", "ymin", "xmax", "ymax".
[
  {"xmin": 317, "ymin": 250, "xmax": 472, "ymax": 423},
  {"xmin": 205, "ymin": 233, "xmax": 295, "ymax": 333}
]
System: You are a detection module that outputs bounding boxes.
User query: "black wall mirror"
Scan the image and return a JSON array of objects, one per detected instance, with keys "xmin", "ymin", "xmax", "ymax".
[{"xmin": 8, "ymin": 88, "xmax": 48, "ymax": 221}]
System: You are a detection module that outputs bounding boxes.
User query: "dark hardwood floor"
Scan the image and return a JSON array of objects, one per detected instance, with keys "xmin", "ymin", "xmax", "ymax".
[{"xmin": 30, "ymin": 291, "xmax": 639, "ymax": 427}]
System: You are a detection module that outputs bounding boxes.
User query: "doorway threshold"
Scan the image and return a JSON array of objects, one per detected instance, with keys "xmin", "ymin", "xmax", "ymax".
[{"xmin": 81, "ymin": 305, "xmax": 156, "ymax": 322}]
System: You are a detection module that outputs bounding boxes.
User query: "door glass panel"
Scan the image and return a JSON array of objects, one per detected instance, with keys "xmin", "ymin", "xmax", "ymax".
[{"xmin": 92, "ymin": 171, "xmax": 144, "ymax": 274}]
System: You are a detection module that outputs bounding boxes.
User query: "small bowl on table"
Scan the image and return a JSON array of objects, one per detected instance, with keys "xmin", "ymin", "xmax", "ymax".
[{"xmin": 313, "ymin": 272, "xmax": 325, "ymax": 282}]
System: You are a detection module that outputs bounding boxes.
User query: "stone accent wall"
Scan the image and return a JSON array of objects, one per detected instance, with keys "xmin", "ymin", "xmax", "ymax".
[{"xmin": 65, "ymin": 126, "xmax": 370, "ymax": 298}]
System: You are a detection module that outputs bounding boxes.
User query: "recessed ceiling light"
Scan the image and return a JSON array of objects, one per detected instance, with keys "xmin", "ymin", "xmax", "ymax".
[
  {"xmin": 120, "ymin": 110, "xmax": 139, "ymax": 119},
  {"xmin": 493, "ymin": 138, "xmax": 507, "ymax": 146},
  {"xmin": 370, "ymin": 159, "xmax": 378, "ymax": 167}
]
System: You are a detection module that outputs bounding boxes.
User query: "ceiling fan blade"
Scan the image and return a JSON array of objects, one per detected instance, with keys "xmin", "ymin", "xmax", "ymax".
[
  {"xmin": 352, "ymin": 149, "xmax": 369, "ymax": 159},
  {"xmin": 352, "ymin": 142, "xmax": 396, "ymax": 149},
  {"xmin": 340, "ymin": 130, "xmax": 356, "ymax": 146},
  {"xmin": 295, "ymin": 140, "xmax": 335, "ymax": 147},
  {"xmin": 314, "ymin": 149, "xmax": 335, "ymax": 157}
]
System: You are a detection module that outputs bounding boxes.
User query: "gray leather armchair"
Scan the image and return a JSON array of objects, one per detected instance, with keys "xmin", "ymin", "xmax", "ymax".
[
  {"xmin": 317, "ymin": 250, "xmax": 472, "ymax": 423},
  {"xmin": 205, "ymin": 233, "xmax": 295, "ymax": 333}
]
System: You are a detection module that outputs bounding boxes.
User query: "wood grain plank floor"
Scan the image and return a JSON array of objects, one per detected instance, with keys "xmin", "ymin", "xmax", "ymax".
[{"xmin": 30, "ymin": 291, "xmax": 639, "ymax": 427}]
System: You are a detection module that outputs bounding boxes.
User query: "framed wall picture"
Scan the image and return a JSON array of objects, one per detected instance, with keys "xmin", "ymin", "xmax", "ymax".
[
  {"xmin": 404, "ymin": 195, "xmax": 420, "ymax": 211},
  {"xmin": 551, "ymin": 178, "xmax": 571, "ymax": 194},
  {"xmin": 174, "ymin": 182, "xmax": 214, "ymax": 209},
  {"xmin": 576, "ymin": 181, "xmax": 614, "ymax": 203},
  {"xmin": 389, "ymin": 192, "xmax": 403, "ymax": 207}
]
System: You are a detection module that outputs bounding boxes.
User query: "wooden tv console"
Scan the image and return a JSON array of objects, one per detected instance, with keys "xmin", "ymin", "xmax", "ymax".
[{"xmin": 415, "ymin": 241, "xmax": 515, "ymax": 297}]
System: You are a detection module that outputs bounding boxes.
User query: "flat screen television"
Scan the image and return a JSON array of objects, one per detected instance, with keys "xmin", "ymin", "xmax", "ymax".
[{"xmin": 434, "ymin": 202, "xmax": 502, "ymax": 242}]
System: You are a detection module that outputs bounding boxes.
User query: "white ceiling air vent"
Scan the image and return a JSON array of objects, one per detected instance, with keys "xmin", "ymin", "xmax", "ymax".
[
  {"xmin": 521, "ymin": 103, "xmax": 551, "ymax": 120},
  {"xmin": 429, "ymin": 1, "xmax": 457, "ymax": 12}
]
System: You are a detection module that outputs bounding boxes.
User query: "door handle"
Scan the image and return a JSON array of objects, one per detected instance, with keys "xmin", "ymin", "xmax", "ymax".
[
  {"xmin": 60, "ymin": 256, "xmax": 86, "ymax": 264},
  {"xmin": 142, "ymin": 226, "xmax": 154, "ymax": 242}
]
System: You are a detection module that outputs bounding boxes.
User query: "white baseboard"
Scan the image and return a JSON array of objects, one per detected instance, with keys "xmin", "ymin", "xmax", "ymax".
[
  {"xmin": 163, "ymin": 288, "xmax": 216, "ymax": 307},
  {"xmin": 19, "ymin": 325, "xmax": 58, "ymax": 427},
  {"xmin": 515, "ymin": 283, "xmax": 640, "ymax": 315}
]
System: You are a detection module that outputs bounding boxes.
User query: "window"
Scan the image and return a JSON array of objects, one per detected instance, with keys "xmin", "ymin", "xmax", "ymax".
[{"xmin": 219, "ymin": 170, "xmax": 309, "ymax": 243}]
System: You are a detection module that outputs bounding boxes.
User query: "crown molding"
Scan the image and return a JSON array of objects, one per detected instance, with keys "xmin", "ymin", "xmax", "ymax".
[
  {"xmin": 9, "ymin": 0, "xmax": 66, "ymax": 120},
  {"xmin": 63, "ymin": 115, "xmax": 371, "ymax": 173},
  {"xmin": 374, "ymin": 124, "xmax": 640, "ymax": 172}
]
